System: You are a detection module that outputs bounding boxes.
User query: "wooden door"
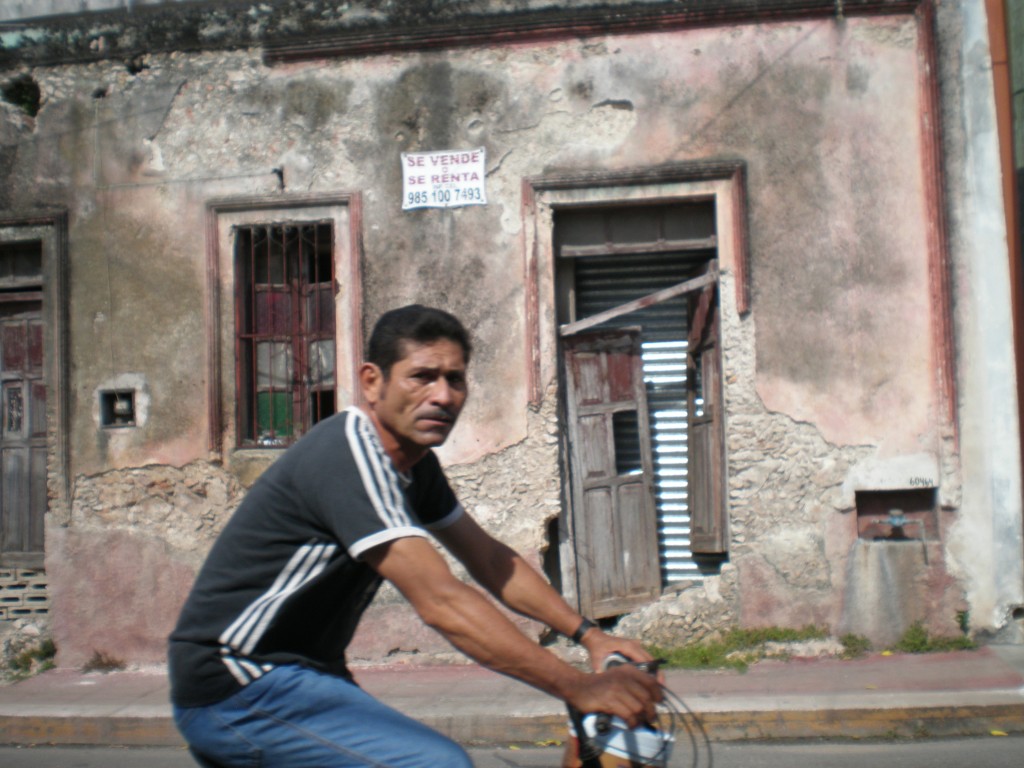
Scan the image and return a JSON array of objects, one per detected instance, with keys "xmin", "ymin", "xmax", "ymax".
[
  {"xmin": 0, "ymin": 300, "xmax": 46, "ymax": 564},
  {"xmin": 564, "ymin": 329, "xmax": 660, "ymax": 618},
  {"xmin": 687, "ymin": 283, "xmax": 727, "ymax": 553}
]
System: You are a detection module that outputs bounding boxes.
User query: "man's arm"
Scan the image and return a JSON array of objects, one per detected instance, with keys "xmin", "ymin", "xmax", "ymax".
[
  {"xmin": 434, "ymin": 513, "xmax": 652, "ymax": 668},
  {"xmin": 363, "ymin": 534, "xmax": 661, "ymax": 726}
]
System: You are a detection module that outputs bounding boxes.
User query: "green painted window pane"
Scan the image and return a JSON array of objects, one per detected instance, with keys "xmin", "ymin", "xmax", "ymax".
[{"xmin": 256, "ymin": 391, "xmax": 292, "ymax": 442}]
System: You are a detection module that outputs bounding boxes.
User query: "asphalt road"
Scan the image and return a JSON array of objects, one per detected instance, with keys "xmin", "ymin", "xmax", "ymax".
[{"xmin": 0, "ymin": 736, "xmax": 1022, "ymax": 767}]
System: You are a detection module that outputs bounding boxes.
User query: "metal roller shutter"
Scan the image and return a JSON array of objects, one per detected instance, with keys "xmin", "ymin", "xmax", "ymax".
[{"xmin": 572, "ymin": 251, "xmax": 712, "ymax": 583}]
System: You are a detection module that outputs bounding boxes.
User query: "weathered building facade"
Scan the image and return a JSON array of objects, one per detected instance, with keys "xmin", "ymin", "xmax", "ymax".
[{"xmin": 0, "ymin": 0, "xmax": 1021, "ymax": 668}]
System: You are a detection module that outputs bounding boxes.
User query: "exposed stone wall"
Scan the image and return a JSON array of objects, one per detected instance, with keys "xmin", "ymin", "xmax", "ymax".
[
  {"xmin": 445, "ymin": 393, "xmax": 564, "ymax": 558},
  {"xmin": 48, "ymin": 462, "xmax": 243, "ymax": 666},
  {"xmin": 69, "ymin": 462, "xmax": 241, "ymax": 559}
]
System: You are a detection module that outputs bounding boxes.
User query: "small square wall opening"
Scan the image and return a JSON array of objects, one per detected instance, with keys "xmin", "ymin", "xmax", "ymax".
[
  {"xmin": 855, "ymin": 489, "xmax": 938, "ymax": 540},
  {"xmin": 100, "ymin": 390, "xmax": 135, "ymax": 427}
]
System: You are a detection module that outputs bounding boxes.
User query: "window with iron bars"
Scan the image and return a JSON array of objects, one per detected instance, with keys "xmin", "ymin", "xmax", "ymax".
[{"xmin": 234, "ymin": 222, "xmax": 336, "ymax": 447}]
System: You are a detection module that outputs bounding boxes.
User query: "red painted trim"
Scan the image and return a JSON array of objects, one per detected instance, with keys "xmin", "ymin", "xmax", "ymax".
[
  {"xmin": 730, "ymin": 165, "xmax": 751, "ymax": 315},
  {"xmin": 203, "ymin": 202, "xmax": 222, "ymax": 454},
  {"xmin": 347, "ymin": 192, "xmax": 366, "ymax": 408},
  {"xmin": 521, "ymin": 178, "xmax": 543, "ymax": 406},
  {"xmin": 916, "ymin": 0, "xmax": 957, "ymax": 441}
]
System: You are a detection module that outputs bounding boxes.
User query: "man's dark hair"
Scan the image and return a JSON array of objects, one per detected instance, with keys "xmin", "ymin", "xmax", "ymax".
[{"xmin": 366, "ymin": 305, "xmax": 472, "ymax": 377}]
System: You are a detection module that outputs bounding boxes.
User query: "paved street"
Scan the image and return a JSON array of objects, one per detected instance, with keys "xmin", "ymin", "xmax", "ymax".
[{"xmin": 2, "ymin": 737, "xmax": 1024, "ymax": 767}]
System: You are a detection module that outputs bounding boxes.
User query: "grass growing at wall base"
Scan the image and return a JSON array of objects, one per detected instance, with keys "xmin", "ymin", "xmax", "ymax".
[
  {"xmin": 892, "ymin": 621, "xmax": 975, "ymax": 654},
  {"xmin": 4, "ymin": 637, "xmax": 55, "ymax": 681},
  {"xmin": 650, "ymin": 621, "xmax": 975, "ymax": 671},
  {"xmin": 649, "ymin": 625, "xmax": 830, "ymax": 671}
]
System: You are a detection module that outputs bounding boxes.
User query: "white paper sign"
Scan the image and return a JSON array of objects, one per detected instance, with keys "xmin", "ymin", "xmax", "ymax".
[{"xmin": 401, "ymin": 148, "xmax": 487, "ymax": 210}]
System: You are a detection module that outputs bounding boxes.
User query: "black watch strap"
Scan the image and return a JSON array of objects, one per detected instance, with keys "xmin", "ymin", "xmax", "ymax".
[{"xmin": 570, "ymin": 617, "xmax": 597, "ymax": 644}]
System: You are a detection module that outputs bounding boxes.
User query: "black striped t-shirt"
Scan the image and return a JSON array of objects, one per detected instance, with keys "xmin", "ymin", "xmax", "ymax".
[{"xmin": 167, "ymin": 407, "xmax": 462, "ymax": 708}]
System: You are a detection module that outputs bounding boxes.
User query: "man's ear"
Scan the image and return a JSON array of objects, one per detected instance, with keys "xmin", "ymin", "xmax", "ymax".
[{"xmin": 359, "ymin": 362, "xmax": 384, "ymax": 405}]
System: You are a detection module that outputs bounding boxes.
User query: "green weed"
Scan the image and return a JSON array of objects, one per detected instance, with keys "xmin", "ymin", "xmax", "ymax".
[
  {"xmin": 82, "ymin": 649, "xmax": 126, "ymax": 673},
  {"xmin": 892, "ymin": 621, "xmax": 975, "ymax": 654},
  {"xmin": 6, "ymin": 637, "xmax": 56, "ymax": 680},
  {"xmin": 956, "ymin": 610, "xmax": 970, "ymax": 635},
  {"xmin": 839, "ymin": 633, "xmax": 871, "ymax": 659},
  {"xmin": 650, "ymin": 625, "xmax": 828, "ymax": 671}
]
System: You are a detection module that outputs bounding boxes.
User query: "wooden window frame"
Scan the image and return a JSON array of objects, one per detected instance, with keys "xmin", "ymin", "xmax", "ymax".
[
  {"xmin": 206, "ymin": 195, "xmax": 363, "ymax": 457},
  {"xmin": 522, "ymin": 161, "xmax": 750, "ymax": 407}
]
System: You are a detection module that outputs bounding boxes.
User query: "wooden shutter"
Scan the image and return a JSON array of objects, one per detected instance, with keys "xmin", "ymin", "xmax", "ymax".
[
  {"xmin": 564, "ymin": 329, "xmax": 661, "ymax": 617},
  {"xmin": 687, "ymin": 283, "xmax": 728, "ymax": 553}
]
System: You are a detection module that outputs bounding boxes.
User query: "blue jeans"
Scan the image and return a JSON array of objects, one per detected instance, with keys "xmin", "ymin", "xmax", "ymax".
[{"xmin": 173, "ymin": 665, "xmax": 474, "ymax": 767}]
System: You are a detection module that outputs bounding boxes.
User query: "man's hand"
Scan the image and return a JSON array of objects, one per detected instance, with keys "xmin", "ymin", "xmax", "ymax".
[
  {"xmin": 580, "ymin": 628, "xmax": 654, "ymax": 672},
  {"xmin": 564, "ymin": 664, "xmax": 663, "ymax": 727}
]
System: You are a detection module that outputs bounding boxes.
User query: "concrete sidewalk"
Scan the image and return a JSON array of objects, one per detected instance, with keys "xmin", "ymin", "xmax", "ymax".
[{"xmin": 1, "ymin": 646, "xmax": 1023, "ymax": 748}]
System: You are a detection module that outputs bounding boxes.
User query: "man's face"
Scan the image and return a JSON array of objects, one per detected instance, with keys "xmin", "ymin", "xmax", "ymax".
[{"xmin": 365, "ymin": 338, "xmax": 468, "ymax": 460}]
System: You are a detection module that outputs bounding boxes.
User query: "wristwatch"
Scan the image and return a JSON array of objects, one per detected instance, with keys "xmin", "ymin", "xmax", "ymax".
[{"xmin": 570, "ymin": 617, "xmax": 597, "ymax": 644}]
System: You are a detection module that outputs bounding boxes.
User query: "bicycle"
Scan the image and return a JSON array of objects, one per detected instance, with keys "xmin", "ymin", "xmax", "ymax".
[{"xmin": 561, "ymin": 655, "xmax": 711, "ymax": 768}]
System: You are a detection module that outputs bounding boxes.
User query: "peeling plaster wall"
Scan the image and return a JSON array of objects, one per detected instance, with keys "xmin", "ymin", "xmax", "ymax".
[
  {"xmin": 0, "ymin": 1, "xmax": 1020, "ymax": 664},
  {"xmin": 50, "ymin": 462, "xmax": 244, "ymax": 666}
]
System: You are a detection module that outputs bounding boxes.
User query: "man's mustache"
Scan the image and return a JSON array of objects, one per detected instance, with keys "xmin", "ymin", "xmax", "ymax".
[{"xmin": 419, "ymin": 408, "xmax": 455, "ymax": 423}]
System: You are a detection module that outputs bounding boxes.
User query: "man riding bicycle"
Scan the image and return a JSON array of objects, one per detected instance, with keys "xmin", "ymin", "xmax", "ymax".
[{"xmin": 169, "ymin": 305, "xmax": 661, "ymax": 767}]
